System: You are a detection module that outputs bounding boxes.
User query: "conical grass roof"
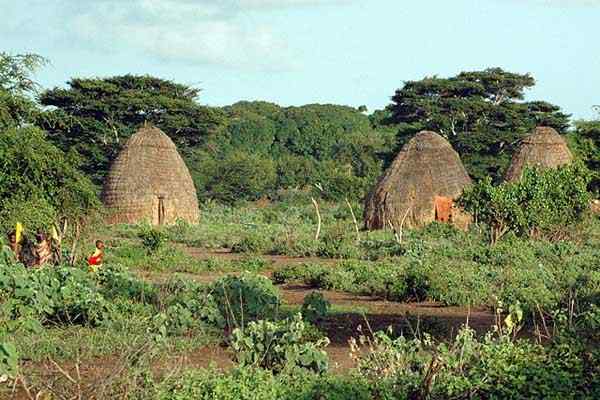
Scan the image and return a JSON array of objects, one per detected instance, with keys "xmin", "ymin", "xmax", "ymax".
[
  {"xmin": 504, "ymin": 126, "xmax": 573, "ymax": 182},
  {"xmin": 364, "ymin": 131, "xmax": 472, "ymax": 230},
  {"xmin": 102, "ymin": 125, "xmax": 199, "ymax": 225}
]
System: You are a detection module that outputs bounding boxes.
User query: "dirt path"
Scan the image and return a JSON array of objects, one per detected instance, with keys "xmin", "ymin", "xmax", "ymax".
[
  {"xmin": 135, "ymin": 246, "xmax": 496, "ymax": 371},
  {"xmin": 183, "ymin": 246, "xmax": 337, "ymax": 267}
]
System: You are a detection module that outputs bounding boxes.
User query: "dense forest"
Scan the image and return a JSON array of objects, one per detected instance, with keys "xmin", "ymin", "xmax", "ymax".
[{"xmin": 2, "ymin": 52, "xmax": 600, "ymax": 228}]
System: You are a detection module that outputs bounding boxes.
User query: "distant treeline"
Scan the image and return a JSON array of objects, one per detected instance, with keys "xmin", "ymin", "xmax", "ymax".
[{"xmin": 1, "ymin": 53, "xmax": 600, "ymax": 229}]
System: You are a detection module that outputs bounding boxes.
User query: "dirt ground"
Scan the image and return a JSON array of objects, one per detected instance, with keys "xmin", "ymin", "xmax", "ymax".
[
  {"xmin": 139, "ymin": 247, "xmax": 496, "ymax": 371},
  {"xmin": 7, "ymin": 247, "xmax": 497, "ymax": 399}
]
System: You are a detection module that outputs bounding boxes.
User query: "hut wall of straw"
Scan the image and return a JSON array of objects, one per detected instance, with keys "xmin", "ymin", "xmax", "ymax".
[
  {"xmin": 504, "ymin": 126, "xmax": 573, "ymax": 182},
  {"xmin": 364, "ymin": 131, "xmax": 472, "ymax": 230},
  {"xmin": 102, "ymin": 125, "xmax": 199, "ymax": 225}
]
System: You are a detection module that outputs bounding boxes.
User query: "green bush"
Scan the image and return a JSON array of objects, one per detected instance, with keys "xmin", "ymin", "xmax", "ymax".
[
  {"xmin": 230, "ymin": 314, "xmax": 329, "ymax": 374},
  {"xmin": 232, "ymin": 233, "xmax": 273, "ymax": 254},
  {"xmin": 0, "ymin": 126, "xmax": 100, "ymax": 232},
  {"xmin": 211, "ymin": 273, "xmax": 281, "ymax": 329},
  {"xmin": 301, "ymin": 292, "xmax": 331, "ymax": 323},
  {"xmin": 203, "ymin": 151, "xmax": 278, "ymax": 204},
  {"xmin": 0, "ymin": 262, "xmax": 109, "ymax": 326},
  {"xmin": 460, "ymin": 164, "xmax": 591, "ymax": 242},
  {"xmin": 138, "ymin": 228, "xmax": 168, "ymax": 253}
]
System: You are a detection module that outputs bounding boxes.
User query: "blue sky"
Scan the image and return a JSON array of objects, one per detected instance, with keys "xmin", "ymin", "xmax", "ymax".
[{"xmin": 2, "ymin": 0, "xmax": 599, "ymax": 119}]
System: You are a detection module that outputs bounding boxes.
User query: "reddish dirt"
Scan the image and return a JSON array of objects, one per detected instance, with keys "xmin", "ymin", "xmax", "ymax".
[
  {"xmin": 183, "ymin": 246, "xmax": 336, "ymax": 267},
  {"xmin": 8, "ymin": 247, "xmax": 498, "ymax": 398}
]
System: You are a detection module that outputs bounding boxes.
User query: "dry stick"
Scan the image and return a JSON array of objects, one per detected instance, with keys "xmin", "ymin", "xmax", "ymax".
[
  {"xmin": 536, "ymin": 304, "xmax": 551, "ymax": 339},
  {"xmin": 311, "ymin": 197, "xmax": 322, "ymax": 241},
  {"xmin": 387, "ymin": 220, "xmax": 400, "ymax": 244},
  {"xmin": 345, "ymin": 197, "xmax": 360, "ymax": 242},
  {"xmin": 398, "ymin": 207, "xmax": 411, "ymax": 244},
  {"xmin": 69, "ymin": 221, "xmax": 81, "ymax": 266}
]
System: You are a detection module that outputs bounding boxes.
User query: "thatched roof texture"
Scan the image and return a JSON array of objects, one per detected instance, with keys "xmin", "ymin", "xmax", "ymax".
[
  {"xmin": 102, "ymin": 125, "xmax": 199, "ymax": 225},
  {"xmin": 504, "ymin": 126, "xmax": 573, "ymax": 182},
  {"xmin": 364, "ymin": 131, "xmax": 472, "ymax": 230}
]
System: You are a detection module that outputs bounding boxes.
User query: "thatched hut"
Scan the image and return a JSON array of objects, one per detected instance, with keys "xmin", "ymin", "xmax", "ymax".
[
  {"xmin": 102, "ymin": 125, "xmax": 199, "ymax": 225},
  {"xmin": 505, "ymin": 126, "xmax": 573, "ymax": 182},
  {"xmin": 364, "ymin": 131, "xmax": 472, "ymax": 230}
]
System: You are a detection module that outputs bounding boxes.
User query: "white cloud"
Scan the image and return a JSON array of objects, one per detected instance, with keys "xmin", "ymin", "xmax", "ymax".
[{"xmin": 58, "ymin": 0, "xmax": 350, "ymax": 69}]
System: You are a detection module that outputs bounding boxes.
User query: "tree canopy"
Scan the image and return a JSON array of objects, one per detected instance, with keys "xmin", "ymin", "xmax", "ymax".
[
  {"xmin": 385, "ymin": 68, "xmax": 571, "ymax": 181},
  {"xmin": 0, "ymin": 53, "xmax": 98, "ymax": 231},
  {"xmin": 38, "ymin": 75, "xmax": 225, "ymax": 184}
]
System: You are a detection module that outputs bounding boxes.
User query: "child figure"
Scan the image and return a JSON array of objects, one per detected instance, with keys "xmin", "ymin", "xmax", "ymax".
[{"xmin": 87, "ymin": 240, "xmax": 105, "ymax": 272}]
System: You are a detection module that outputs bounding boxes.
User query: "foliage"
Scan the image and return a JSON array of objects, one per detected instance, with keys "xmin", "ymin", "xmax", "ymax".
[
  {"xmin": 349, "ymin": 326, "xmax": 594, "ymax": 399},
  {"xmin": 0, "ymin": 52, "xmax": 47, "ymax": 129},
  {"xmin": 460, "ymin": 164, "xmax": 591, "ymax": 242},
  {"xmin": 138, "ymin": 228, "xmax": 168, "ymax": 253},
  {"xmin": 230, "ymin": 314, "xmax": 329, "ymax": 373},
  {"xmin": 301, "ymin": 292, "xmax": 331, "ymax": 323},
  {"xmin": 0, "ymin": 342, "xmax": 18, "ymax": 379},
  {"xmin": 385, "ymin": 68, "xmax": 571, "ymax": 181},
  {"xmin": 199, "ymin": 151, "xmax": 278, "ymax": 204},
  {"xmin": 211, "ymin": 273, "xmax": 281, "ymax": 329},
  {"xmin": 38, "ymin": 75, "xmax": 224, "ymax": 184},
  {"xmin": 568, "ymin": 119, "xmax": 600, "ymax": 193},
  {"xmin": 0, "ymin": 262, "xmax": 109, "ymax": 327},
  {"xmin": 0, "ymin": 53, "xmax": 98, "ymax": 232}
]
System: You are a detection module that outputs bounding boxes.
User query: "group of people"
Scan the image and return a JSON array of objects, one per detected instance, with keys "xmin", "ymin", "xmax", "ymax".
[
  {"xmin": 7, "ymin": 225, "xmax": 61, "ymax": 267},
  {"xmin": 5, "ymin": 223, "xmax": 105, "ymax": 270}
]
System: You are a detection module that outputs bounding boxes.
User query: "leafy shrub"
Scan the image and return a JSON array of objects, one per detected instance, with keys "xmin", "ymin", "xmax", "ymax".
[
  {"xmin": 460, "ymin": 164, "xmax": 591, "ymax": 243},
  {"xmin": 0, "ymin": 263, "xmax": 109, "ymax": 326},
  {"xmin": 203, "ymin": 151, "xmax": 278, "ymax": 204},
  {"xmin": 162, "ymin": 277, "xmax": 224, "ymax": 328},
  {"xmin": 138, "ymin": 228, "xmax": 168, "ymax": 253},
  {"xmin": 230, "ymin": 314, "xmax": 329, "ymax": 373},
  {"xmin": 301, "ymin": 292, "xmax": 331, "ymax": 323},
  {"xmin": 232, "ymin": 233, "xmax": 272, "ymax": 254},
  {"xmin": 0, "ymin": 342, "xmax": 18, "ymax": 379},
  {"xmin": 351, "ymin": 326, "xmax": 591, "ymax": 399},
  {"xmin": 211, "ymin": 273, "xmax": 281, "ymax": 329},
  {"xmin": 97, "ymin": 264, "xmax": 159, "ymax": 303},
  {"xmin": 0, "ymin": 126, "xmax": 100, "ymax": 233},
  {"xmin": 317, "ymin": 226, "xmax": 361, "ymax": 259}
]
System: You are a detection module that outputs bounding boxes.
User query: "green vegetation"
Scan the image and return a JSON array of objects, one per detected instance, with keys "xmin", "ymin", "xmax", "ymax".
[
  {"xmin": 230, "ymin": 314, "xmax": 329, "ymax": 373},
  {"xmin": 460, "ymin": 164, "xmax": 592, "ymax": 243},
  {"xmin": 1, "ymin": 52, "xmax": 600, "ymax": 398},
  {"xmin": 385, "ymin": 68, "xmax": 571, "ymax": 182}
]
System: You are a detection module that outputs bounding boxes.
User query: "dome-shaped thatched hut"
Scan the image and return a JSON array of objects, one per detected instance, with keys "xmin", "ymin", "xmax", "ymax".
[
  {"xmin": 364, "ymin": 131, "xmax": 472, "ymax": 230},
  {"xmin": 102, "ymin": 125, "xmax": 199, "ymax": 225},
  {"xmin": 504, "ymin": 126, "xmax": 573, "ymax": 182}
]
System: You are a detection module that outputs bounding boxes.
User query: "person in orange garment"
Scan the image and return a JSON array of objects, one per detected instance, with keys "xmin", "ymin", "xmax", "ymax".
[{"xmin": 87, "ymin": 240, "xmax": 105, "ymax": 272}]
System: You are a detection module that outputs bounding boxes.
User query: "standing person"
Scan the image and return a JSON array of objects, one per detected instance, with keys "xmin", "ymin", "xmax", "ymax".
[
  {"xmin": 33, "ymin": 230, "xmax": 52, "ymax": 267},
  {"xmin": 50, "ymin": 226, "xmax": 62, "ymax": 265},
  {"xmin": 87, "ymin": 240, "xmax": 105, "ymax": 272},
  {"xmin": 6, "ymin": 230, "xmax": 21, "ymax": 261}
]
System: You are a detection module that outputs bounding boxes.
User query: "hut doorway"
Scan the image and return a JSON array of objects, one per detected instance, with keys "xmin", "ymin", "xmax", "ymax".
[
  {"xmin": 434, "ymin": 196, "xmax": 453, "ymax": 223},
  {"xmin": 158, "ymin": 196, "xmax": 166, "ymax": 225}
]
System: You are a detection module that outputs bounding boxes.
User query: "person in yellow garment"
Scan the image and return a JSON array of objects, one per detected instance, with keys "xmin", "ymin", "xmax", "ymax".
[{"xmin": 87, "ymin": 240, "xmax": 105, "ymax": 272}]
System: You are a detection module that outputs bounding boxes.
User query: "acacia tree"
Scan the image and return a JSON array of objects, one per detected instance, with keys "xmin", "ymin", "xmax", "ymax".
[
  {"xmin": 386, "ymin": 68, "xmax": 571, "ymax": 181},
  {"xmin": 38, "ymin": 75, "xmax": 225, "ymax": 184},
  {"xmin": 0, "ymin": 52, "xmax": 47, "ymax": 129},
  {"xmin": 0, "ymin": 53, "xmax": 98, "ymax": 231}
]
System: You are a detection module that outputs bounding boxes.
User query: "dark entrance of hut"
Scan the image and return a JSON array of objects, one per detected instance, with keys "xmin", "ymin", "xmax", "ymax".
[{"xmin": 158, "ymin": 195, "xmax": 166, "ymax": 225}]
